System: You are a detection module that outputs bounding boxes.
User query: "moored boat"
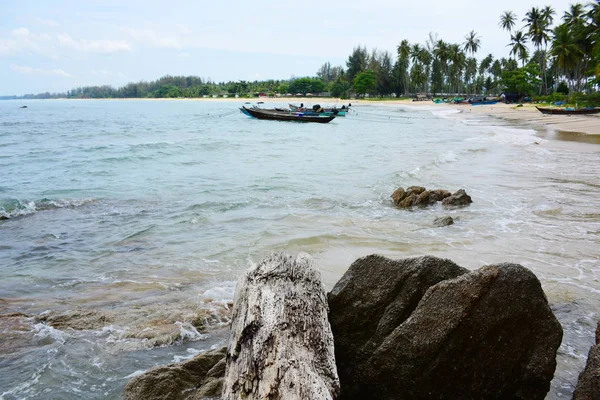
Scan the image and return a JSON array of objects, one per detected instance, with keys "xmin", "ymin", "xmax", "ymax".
[
  {"xmin": 289, "ymin": 103, "xmax": 349, "ymax": 116},
  {"xmin": 240, "ymin": 106, "xmax": 336, "ymax": 123},
  {"xmin": 535, "ymin": 106, "xmax": 600, "ymax": 115}
]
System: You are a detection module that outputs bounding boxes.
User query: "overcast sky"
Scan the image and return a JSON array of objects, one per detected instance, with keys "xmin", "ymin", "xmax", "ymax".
[{"xmin": 1, "ymin": 0, "xmax": 572, "ymax": 95}]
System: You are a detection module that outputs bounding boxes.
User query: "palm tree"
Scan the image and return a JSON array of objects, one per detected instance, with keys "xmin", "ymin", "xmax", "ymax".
[
  {"xmin": 509, "ymin": 31, "xmax": 529, "ymax": 66},
  {"xmin": 463, "ymin": 30, "xmax": 481, "ymax": 56},
  {"xmin": 396, "ymin": 40, "xmax": 411, "ymax": 95},
  {"xmin": 434, "ymin": 40, "xmax": 451, "ymax": 92},
  {"xmin": 499, "ymin": 11, "xmax": 517, "ymax": 33},
  {"xmin": 551, "ymin": 23, "xmax": 580, "ymax": 93},
  {"xmin": 524, "ymin": 6, "xmax": 554, "ymax": 93}
]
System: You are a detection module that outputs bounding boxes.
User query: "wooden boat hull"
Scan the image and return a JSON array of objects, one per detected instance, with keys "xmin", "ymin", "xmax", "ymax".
[
  {"xmin": 240, "ymin": 107, "xmax": 336, "ymax": 123},
  {"xmin": 535, "ymin": 106, "xmax": 600, "ymax": 115}
]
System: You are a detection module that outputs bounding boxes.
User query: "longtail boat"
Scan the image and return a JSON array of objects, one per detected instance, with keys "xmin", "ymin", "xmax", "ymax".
[
  {"xmin": 535, "ymin": 106, "xmax": 600, "ymax": 115},
  {"xmin": 240, "ymin": 106, "xmax": 336, "ymax": 123}
]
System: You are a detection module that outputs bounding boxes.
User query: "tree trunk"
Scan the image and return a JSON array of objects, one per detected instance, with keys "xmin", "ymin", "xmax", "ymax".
[{"xmin": 222, "ymin": 252, "xmax": 340, "ymax": 400}]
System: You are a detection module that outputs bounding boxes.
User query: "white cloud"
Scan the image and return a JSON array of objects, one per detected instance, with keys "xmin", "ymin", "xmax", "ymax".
[
  {"xmin": 56, "ymin": 33, "xmax": 131, "ymax": 53},
  {"xmin": 11, "ymin": 64, "xmax": 73, "ymax": 77},
  {"xmin": 11, "ymin": 27, "xmax": 30, "ymax": 38},
  {"xmin": 178, "ymin": 52, "xmax": 191, "ymax": 58},
  {"xmin": 92, "ymin": 69, "xmax": 111, "ymax": 75},
  {"xmin": 0, "ymin": 27, "xmax": 56, "ymax": 58},
  {"xmin": 121, "ymin": 27, "xmax": 184, "ymax": 49},
  {"xmin": 0, "ymin": 39, "xmax": 18, "ymax": 56},
  {"xmin": 35, "ymin": 18, "xmax": 60, "ymax": 27}
]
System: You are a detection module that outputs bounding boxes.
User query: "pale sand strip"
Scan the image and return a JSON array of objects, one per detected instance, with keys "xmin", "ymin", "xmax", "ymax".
[{"xmin": 367, "ymin": 100, "xmax": 600, "ymax": 136}]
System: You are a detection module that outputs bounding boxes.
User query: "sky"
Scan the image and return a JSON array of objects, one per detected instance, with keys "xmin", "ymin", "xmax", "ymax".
[{"xmin": 0, "ymin": 0, "xmax": 572, "ymax": 95}]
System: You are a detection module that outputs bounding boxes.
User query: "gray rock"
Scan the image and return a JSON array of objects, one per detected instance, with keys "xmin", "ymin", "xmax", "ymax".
[
  {"xmin": 442, "ymin": 188, "xmax": 473, "ymax": 206},
  {"xmin": 222, "ymin": 252, "xmax": 339, "ymax": 400},
  {"xmin": 573, "ymin": 321, "xmax": 600, "ymax": 399},
  {"xmin": 329, "ymin": 255, "xmax": 562, "ymax": 400},
  {"xmin": 433, "ymin": 216, "xmax": 454, "ymax": 227},
  {"xmin": 124, "ymin": 347, "xmax": 226, "ymax": 400}
]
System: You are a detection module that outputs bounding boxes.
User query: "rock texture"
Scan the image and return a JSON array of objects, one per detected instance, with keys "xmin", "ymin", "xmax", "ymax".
[
  {"xmin": 222, "ymin": 252, "xmax": 339, "ymax": 400},
  {"xmin": 328, "ymin": 255, "xmax": 562, "ymax": 400},
  {"xmin": 391, "ymin": 186, "xmax": 466, "ymax": 208},
  {"xmin": 441, "ymin": 188, "xmax": 473, "ymax": 206},
  {"xmin": 573, "ymin": 321, "xmax": 600, "ymax": 400},
  {"xmin": 433, "ymin": 215, "xmax": 454, "ymax": 227},
  {"xmin": 124, "ymin": 347, "xmax": 226, "ymax": 400}
]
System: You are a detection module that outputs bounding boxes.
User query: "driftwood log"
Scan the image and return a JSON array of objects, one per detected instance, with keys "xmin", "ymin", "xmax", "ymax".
[{"xmin": 222, "ymin": 252, "xmax": 340, "ymax": 400}]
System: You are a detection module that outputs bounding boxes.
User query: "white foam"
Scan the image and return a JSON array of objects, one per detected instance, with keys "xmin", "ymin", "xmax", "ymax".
[
  {"xmin": 33, "ymin": 323, "xmax": 69, "ymax": 345},
  {"xmin": 200, "ymin": 280, "xmax": 237, "ymax": 301},
  {"xmin": 174, "ymin": 321, "xmax": 209, "ymax": 342}
]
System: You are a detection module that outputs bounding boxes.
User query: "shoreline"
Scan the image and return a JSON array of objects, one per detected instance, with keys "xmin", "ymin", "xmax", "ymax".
[{"xmin": 11, "ymin": 97, "xmax": 600, "ymax": 137}]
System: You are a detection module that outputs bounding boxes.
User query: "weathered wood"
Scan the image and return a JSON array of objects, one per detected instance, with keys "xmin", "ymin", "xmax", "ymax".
[{"xmin": 222, "ymin": 252, "xmax": 339, "ymax": 400}]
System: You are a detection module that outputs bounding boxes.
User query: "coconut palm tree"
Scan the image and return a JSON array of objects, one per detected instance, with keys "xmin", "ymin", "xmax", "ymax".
[
  {"xmin": 434, "ymin": 40, "xmax": 451, "ymax": 92},
  {"xmin": 396, "ymin": 40, "xmax": 412, "ymax": 95},
  {"xmin": 463, "ymin": 30, "xmax": 481, "ymax": 56},
  {"xmin": 499, "ymin": 11, "xmax": 517, "ymax": 33},
  {"xmin": 509, "ymin": 31, "xmax": 529, "ymax": 66},
  {"xmin": 524, "ymin": 6, "xmax": 554, "ymax": 93},
  {"xmin": 551, "ymin": 23, "xmax": 580, "ymax": 93}
]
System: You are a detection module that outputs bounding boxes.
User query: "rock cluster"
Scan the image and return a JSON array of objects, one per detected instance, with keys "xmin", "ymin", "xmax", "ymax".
[
  {"xmin": 125, "ymin": 253, "xmax": 563, "ymax": 400},
  {"xmin": 391, "ymin": 186, "xmax": 472, "ymax": 208}
]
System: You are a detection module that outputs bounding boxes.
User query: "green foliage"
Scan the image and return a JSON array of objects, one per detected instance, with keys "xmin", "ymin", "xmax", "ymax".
[
  {"xmin": 288, "ymin": 77, "xmax": 325, "ymax": 95},
  {"xmin": 329, "ymin": 77, "xmax": 350, "ymax": 98},
  {"xmin": 353, "ymin": 70, "xmax": 377, "ymax": 97},
  {"xmin": 500, "ymin": 63, "xmax": 541, "ymax": 95}
]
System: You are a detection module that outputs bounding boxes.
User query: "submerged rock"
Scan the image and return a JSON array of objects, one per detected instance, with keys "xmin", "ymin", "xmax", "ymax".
[
  {"xmin": 391, "ymin": 186, "xmax": 467, "ymax": 208},
  {"xmin": 124, "ymin": 347, "xmax": 226, "ymax": 400},
  {"xmin": 573, "ymin": 321, "xmax": 600, "ymax": 399},
  {"xmin": 328, "ymin": 255, "xmax": 562, "ymax": 400},
  {"xmin": 222, "ymin": 252, "xmax": 339, "ymax": 400},
  {"xmin": 433, "ymin": 215, "xmax": 454, "ymax": 227},
  {"xmin": 442, "ymin": 188, "xmax": 473, "ymax": 206}
]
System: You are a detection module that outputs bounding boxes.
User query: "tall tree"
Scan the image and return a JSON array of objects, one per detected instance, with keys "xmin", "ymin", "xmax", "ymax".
[
  {"xmin": 346, "ymin": 46, "xmax": 369, "ymax": 84},
  {"xmin": 463, "ymin": 30, "xmax": 481, "ymax": 56},
  {"xmin": 509, "ymin": 31, "xmax": 529, "ymax": 66},
  {"xmin": 524, "ymin": 6, "xmax": 554, "ymax": 93}
]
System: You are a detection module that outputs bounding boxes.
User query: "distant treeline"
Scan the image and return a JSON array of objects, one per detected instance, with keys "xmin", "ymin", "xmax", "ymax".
[{"xmin": 0, "ymin": 76, "xmax": 328, "ymax": 100}]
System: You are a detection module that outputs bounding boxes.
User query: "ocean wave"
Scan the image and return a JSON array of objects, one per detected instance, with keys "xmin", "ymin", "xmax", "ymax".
[{"xmin": 0, "ymin": 198, "xmax": 96, "ymax": 219}]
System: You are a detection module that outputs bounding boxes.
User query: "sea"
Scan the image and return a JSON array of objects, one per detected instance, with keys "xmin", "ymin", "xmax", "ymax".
[{"xmin": 0, "ymin": 99, "xmax": 599, "ymax": 399}]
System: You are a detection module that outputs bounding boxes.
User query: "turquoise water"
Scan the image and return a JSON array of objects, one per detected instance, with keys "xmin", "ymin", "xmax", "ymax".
[{"xmin": 1, "ymin": 100, "xmax": 599, "ymax": 398}]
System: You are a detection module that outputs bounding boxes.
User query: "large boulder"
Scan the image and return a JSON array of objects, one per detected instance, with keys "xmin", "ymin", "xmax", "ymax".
[
  {"xmin": 222, "ymin": 252, "xmax": 339, "ymax": 400},
  {"xmin": 328, "ymin": 255, "xmax": 563, "ymax": 400},
  {"xmin": 573, "ymin": 321, "xmax": 600, "ymax": 399},
  {"xmin": 123, "ymin": 347, "xmax": 226, "ymax": 400}
]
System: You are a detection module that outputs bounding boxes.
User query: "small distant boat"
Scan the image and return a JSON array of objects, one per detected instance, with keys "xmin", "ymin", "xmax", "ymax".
[
  {"xmin": 289, "ymin": 103, "xmax": 349, "ymax": 116},
  {"xmin": 20, "ymin": 105, "xmax": 27, "ymax": 108},
  {"xmin": 240, "ymin": 106, "xmax": 336, "ymax": 123},
  {"xmin": 535, "ymin": 106, "xmax": 600, "ymax": 115}
]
